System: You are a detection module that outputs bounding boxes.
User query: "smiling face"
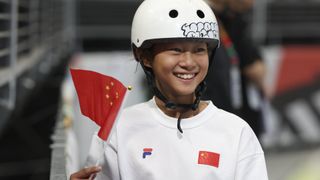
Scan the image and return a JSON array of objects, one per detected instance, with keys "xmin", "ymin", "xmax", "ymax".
[{"xmin": 143, "ymin": 41, "xmax": 209, "ymax": 104}]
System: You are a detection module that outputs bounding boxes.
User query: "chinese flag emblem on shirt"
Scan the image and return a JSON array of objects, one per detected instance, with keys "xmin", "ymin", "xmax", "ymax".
[
  {"xmin": 198, "ymin": 151, "xmax": 220, "ymax": 168},
  {"xmin": 70, "ymin": 69, "xmax": 127, "ymax": 141}
]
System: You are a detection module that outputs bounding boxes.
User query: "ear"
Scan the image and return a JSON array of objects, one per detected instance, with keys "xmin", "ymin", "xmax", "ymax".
[
  {"xmin": 135, "ymin": 48, "xmax": 153, "ymax": 68},
  {"xmin": 143, "ymin": 57, "xmax": 152, "ymax": 68}
]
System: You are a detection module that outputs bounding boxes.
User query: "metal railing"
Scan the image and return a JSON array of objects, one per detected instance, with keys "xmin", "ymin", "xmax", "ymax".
[
  {"xmin": 0, "ymin": 0, "xmax": 17, "ymax": 110},
  {"xmin": 0, "ymin": 0, "xmax": 75, "ymax": 179},
  {"xmin": 0, "ymin": 0, "xmax": 75, "ymax": 133},
  {"xmin": 50, "ymin": 104, "xmax": 67, "ymax": 180},
  {"xmin": 252, "ymin": 0, "xmax": 320, "ymax": 44}
]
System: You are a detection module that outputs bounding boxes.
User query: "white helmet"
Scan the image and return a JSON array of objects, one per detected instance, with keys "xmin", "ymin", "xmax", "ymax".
[{"xmin": 131, "ymin": 0, "xmax": 220, "ymax": 49}]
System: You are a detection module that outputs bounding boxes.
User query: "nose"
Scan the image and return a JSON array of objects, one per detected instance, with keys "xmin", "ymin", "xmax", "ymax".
[{"xmin": 179, "ymin": 52, "xmax": 196, "ymax": 69}]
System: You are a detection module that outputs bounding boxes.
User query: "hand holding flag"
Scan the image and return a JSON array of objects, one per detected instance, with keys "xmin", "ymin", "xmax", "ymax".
[{"xmin": 70, "ymin": 69, "xmax": 129, "ymax": 179}]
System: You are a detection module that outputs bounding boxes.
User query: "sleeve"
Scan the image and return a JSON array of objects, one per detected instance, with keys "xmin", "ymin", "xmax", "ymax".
[
  {"xmin": 236, "ymin": 37, "xmax": 262, "ymax": 69},
  {"xmin": 222, "ymin": 13, "xmax": 263, "ymax": 69},
  {"xmin": 235, "ymin": 125, "xmax": 268, "ymax": 180},
  {"xmin": 85, "ymin": 132, "xmax": 120, "ymax": 180}
]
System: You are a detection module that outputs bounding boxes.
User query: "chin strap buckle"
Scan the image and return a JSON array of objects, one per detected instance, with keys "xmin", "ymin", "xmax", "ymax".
[{"xmin": 165, "ymin": 102, "xmax": 176, "ymax": 109}]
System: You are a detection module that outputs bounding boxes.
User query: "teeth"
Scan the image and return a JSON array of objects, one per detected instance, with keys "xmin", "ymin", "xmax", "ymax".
[{"xmin": 176, "ymin": 73, "xmax": 195, "ymax": 79}]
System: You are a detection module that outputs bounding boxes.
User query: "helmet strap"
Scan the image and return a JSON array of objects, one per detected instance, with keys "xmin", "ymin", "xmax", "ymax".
[
  {"xmin": 140, "ymin": 60, "xmax": 207, "ymax": 133},
  {"xmin": 153, "ymin": 82, "xmax": 206, "ymax": 134},
  {"xmin": 138, "ymin": 46, "xmax": 216, "ymax": 134}
]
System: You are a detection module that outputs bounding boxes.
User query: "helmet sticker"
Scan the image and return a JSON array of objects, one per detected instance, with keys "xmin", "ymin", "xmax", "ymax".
[{"xmin": 181, "ymin": 22, "xmax": 218, "ymax": 39}]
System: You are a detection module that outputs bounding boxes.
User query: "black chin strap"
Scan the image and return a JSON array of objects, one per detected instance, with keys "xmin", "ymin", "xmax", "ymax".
[
  {"xmin": 139, "ymin": 58, "xmax": 208, "ymax": 134},
  {"xmin": 177, "ymin": 113, "xmax": 183, "ymax": 133},
  {"xmin": 153, "ymin": 81, "xmax": 206, "ymax": 110},
  {"xmin": 153, "ymin": 78, "xmax": 207, "ymax": 134}
]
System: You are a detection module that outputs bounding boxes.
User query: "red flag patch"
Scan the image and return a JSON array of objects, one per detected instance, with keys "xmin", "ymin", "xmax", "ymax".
[
  {"xmin": 198, "ymin": 151, "xmax": 220, "ymax": 168},
  {"xmin": 70, "ymin": 69, "xmax": 127, "ymax": 141}
]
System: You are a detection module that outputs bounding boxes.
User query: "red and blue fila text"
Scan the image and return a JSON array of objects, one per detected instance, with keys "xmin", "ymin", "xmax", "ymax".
[{"xmin": 143, "ymin": 148, "xmax": 153, "ymax": 159}]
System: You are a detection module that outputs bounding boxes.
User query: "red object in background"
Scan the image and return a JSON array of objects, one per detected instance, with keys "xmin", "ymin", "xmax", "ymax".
[
  {"xmin": 276, "ymin": 46, "xmax": 320, "ymax": 94},
  {"xmin": 70, "ymin": 69, "xmax": 127, "ymax": 141},
  {"xmin": 198, "ymin": 151, "xmax": 220, "ymax": 168}
]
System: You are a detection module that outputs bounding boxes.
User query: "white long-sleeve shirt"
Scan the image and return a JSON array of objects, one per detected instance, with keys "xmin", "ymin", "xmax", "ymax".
[{"xmin": 87, "ymin": 98, "xmax": 268, "ymax": 180}]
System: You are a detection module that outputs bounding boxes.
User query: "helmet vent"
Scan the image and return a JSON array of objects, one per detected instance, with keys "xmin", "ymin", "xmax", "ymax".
[
  {"xmin": 169, "ymin": 9, "xmax": 178, "ymax": 18},
  {"xmin": 197, "ymin": 10, "xmax": 205, "ymax": 18}
]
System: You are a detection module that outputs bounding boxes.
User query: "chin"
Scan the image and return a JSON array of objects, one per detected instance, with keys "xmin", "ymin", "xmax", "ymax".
[{"xmin": 174, "ymin": 88, "xmax": 196, "ymax": 97}]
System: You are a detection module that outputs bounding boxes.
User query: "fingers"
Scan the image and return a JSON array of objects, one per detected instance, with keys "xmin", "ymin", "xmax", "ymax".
[
  {"xmin": 70, "ymin": 166, "xmax": 102, "ymax": 180},
  {"xmin": 89, "ymin": 173, "xmax": 97, "ymax": 180}
]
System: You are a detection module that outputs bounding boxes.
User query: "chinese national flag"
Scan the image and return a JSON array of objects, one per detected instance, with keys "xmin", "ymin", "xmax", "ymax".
[
  {"xmin": 198, "ymin": 151, "xmax": 220, "ymax": 168},
  {"xmin": 70, "ymin": 69, "xmax": 127, "ymax": 141}
]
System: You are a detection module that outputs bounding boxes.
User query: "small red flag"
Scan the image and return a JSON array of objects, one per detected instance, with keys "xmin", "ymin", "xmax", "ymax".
[
  {"xmin": 70, "ymin": 69, "xmax": 127, "ymax": 141},
  {"xmin": 198, "ymin": 151, "xmax": 220, "ymax": 168}
]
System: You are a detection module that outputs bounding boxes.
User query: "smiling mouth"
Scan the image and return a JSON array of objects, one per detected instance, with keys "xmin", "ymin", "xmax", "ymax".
[{"xmin": 175, "ymin": 73, "xmax": 196, "ymax": 80}]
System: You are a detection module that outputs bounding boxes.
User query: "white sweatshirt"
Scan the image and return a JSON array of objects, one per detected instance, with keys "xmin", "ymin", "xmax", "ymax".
[{"xmin": 87, "ymin": 98, "xmax": 268, "ymax": 180}]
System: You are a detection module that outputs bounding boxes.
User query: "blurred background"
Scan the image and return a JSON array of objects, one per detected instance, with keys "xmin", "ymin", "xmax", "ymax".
[{"xmin": 0, "ymin": 0, "xmax": 319, "ymax": 179}]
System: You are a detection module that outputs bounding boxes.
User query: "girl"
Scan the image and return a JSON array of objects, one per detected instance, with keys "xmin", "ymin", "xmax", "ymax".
[{"xmin": 70, "ymin": 0, "xmax": 268, "ymax": 179}]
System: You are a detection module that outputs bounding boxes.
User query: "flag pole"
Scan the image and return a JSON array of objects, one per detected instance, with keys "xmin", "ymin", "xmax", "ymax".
[{"xmin": 89, "ymin": 85, "xmax": 132, "ymax": 179}]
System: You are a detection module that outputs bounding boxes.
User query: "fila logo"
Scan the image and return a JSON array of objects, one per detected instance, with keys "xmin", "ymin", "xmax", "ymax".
[{"xmin": 142, "ymin": 148, "xmax": 153, "ymax": 159}]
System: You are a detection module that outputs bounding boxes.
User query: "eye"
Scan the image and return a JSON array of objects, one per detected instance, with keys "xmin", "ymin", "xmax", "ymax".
[
  {"xmin": 169, "ymin": 48, "xmax": 183, "ymax": 53},
  {"xmin": 169, "ymin": 9, "xmax": 178, "ymax": 18},
  {"xmin": 197, "ymin": 10, "xmax": 205, "ymax": 18},
  {"xmin": 195, "ymin": 47, "xmax": 207, "ymax": 54}
]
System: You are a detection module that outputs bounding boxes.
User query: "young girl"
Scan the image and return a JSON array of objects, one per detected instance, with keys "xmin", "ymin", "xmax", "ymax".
[{"xmin": 70, "ymin": 0, "xmax": 268, "ymax": 179}]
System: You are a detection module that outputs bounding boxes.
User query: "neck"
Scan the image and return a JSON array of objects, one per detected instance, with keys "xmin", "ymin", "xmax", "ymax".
[{"xmin": 154, "ymin": 96, "xmax": 207, "ymax": 119}]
